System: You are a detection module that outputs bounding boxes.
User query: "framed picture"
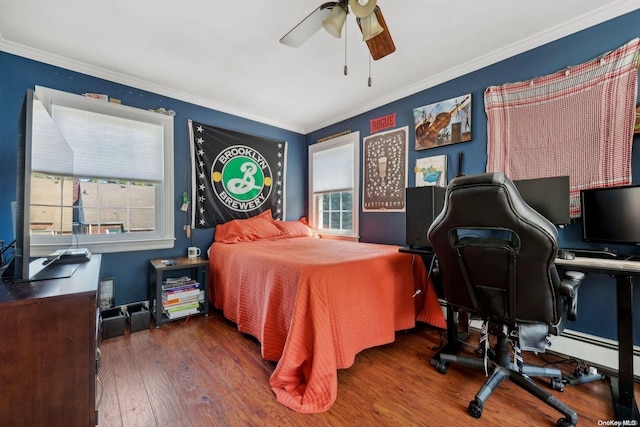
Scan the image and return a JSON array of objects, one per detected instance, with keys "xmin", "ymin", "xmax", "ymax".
[
  {"xmin": 362, "ymin": 127, "xmax": 408, "ymax": 212},
  {"xmin": 413, "ymin": 94, "xmax": 471, "ymax": 150},
  {"xmin": 99, "ymin": 277, "xmax": 115, "ymax": 310},
  {"xmin": 415, "ymin": 155, "xmax": 447, "ymax": 187}
]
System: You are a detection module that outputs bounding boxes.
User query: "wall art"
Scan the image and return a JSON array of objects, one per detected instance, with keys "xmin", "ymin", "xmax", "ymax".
[
  {"xmin": 362, "ymin": 127, "xmax": 408, "ymax": 212},
  {"xmin": 414, "ymin": 154, "xmax": 447, "ymax": 187},
  {"xmin": 413, "ymin": 94, "xmax": 471, "ymax": 150}
]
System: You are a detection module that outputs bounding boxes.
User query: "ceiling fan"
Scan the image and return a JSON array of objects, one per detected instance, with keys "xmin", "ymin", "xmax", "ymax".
[{"xmin": 279, "ymin": 0, "xmax": 396, "ymax": 61}]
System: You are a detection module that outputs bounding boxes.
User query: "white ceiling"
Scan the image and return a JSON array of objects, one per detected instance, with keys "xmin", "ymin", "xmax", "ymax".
[{"xmin": 1, "ymin": 1, "xmax": 638, "ymax": 134}]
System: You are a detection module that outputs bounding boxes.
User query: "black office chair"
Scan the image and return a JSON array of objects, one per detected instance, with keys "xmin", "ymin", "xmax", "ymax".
[{"xmin": 427, "ymin": 172, "xmax": 584, "ymax": 427}]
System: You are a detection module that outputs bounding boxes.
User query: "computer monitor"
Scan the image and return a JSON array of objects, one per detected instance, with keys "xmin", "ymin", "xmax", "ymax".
[
  {"xmin": 513, "ymin": 176, "xmax": 570, "ymax": 226},
  {"xmin": 580, "ymin": 185, "xmax": 640, "ymax": 245}
]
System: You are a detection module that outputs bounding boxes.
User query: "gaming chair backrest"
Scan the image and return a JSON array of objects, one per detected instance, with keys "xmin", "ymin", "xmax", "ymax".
[{"xmin": 427, "ymin": 172, "xmax": 563, "ymax": 325}]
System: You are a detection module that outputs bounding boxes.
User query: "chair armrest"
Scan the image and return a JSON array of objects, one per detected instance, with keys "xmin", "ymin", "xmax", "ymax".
[{"xmin": 560, "ymin": 271, "xmax": 585, "ymax": 321}]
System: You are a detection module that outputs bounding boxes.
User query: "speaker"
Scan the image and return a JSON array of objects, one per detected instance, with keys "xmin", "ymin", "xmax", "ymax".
[{"xmin": 405, "ymin": 186, "xmax": 446, "ymax": 248}]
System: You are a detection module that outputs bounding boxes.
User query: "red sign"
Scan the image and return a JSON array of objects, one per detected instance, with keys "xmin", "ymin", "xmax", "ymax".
[{"xmin": 370, "ymin": 113, "xmax": 396, "ymax": 134}]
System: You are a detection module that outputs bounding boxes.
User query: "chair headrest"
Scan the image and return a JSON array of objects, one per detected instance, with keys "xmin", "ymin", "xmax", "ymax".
[{"xmin": 435, "ymin": 172, "xmax": 558, "ymax": 239}]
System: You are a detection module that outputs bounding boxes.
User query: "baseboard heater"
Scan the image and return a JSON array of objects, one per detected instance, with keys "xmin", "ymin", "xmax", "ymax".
[{"xmin": 440, "ymin": 303, "xmax": 640, "ymax": 380}]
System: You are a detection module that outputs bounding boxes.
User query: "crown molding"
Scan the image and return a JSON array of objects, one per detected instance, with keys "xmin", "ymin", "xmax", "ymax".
[{"xmin": 0, "ymin": 37, "xmax": 304, "ymax": 134}]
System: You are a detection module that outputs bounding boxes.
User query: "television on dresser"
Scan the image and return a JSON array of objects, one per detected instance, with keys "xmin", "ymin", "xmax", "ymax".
[
  {"xmin": 2, "ymin": 89, "xmax": 78, "ymax": 282},
  {"xmin": 581, "ymin": 184, "xmax": 640, "ymax": 246},
  {"xmin": 2, "ymin": 90, "xmax": 34, "ymax": 282}
]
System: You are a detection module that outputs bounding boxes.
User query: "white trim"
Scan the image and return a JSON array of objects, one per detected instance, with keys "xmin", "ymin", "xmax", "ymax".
[
  {"xmin": 0, "ymin": 37, "xmax": 300, "ymax": 134},
  {"xmin": 547, "ymin": 329, "xmax": 640, "ymax": 379},
  {"xmin": 28, "ymin": 86, "xmax": 174, "ymax": 254},
  {"xmin": 465, "ymin": 318, "xmax": 640, "ymax": 379},
  {"xmin": 31, "ymin": 237, "xmax": 176, "ymax": 257},
  {"xmin": 308, "ymin": 132, "xmax": 360, "ymax": 239}
]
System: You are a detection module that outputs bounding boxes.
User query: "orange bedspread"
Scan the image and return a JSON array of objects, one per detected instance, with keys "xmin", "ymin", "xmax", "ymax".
[{"xmin": 209, "ymin": 237, "xmax": 445, "ymax": 413}]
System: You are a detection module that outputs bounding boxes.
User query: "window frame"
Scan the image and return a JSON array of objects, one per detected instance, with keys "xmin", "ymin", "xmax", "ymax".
[
  {"xmin": 29, "ymin": 86, "xmax": 174, "ymax": 256},
  {"xmin": 308, "ymin": 132, "xmax": 360, "ymax": 240}
]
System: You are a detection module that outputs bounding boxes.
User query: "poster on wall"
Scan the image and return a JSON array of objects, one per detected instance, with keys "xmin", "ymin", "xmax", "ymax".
[
  {"xmin": 413, "ymin": 94, "xmax": 471, "ymax": 150},
  {"xmin": 188, "ymin": 120, "xmax": 286, "ymax": 227},
  {"xmin": 414, "ymin": 155, "xmax": 447, "ymax": 187},
  {"xmin": 362, "ymin": 126, "xmax": 408, "ymax": 212}
]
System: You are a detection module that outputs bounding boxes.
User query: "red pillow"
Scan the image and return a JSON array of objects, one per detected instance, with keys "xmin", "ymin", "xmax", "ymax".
[
  {"xmin": 276, "ymin": 220, "xmax": 315, "ymax": 238},
  {"xmin": 214, "ymin": 210, "xmax": 289, "ymax": 243}
]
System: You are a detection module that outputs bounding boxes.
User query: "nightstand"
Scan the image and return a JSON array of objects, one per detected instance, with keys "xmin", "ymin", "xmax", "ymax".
[{"xmin": 148, "ymin": 257, "xmax": 209, "ymax": 327}]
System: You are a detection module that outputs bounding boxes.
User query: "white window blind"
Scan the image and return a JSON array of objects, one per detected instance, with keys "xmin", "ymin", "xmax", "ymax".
[
  {"xmin": 308, "ymin": 132, "xmax": 360, "ymax": 239},
  {"xmin": 50, "ymin": 105, "xmax": 164, "ymax": 182},
  {"xmin": 311, "ymin": 142, "xmax": 354, "ymax": 193},
  {"xmin": 31, "ymin": 99, "xmax": 74, "ymax": 176},
  {"xmin": 31, "ymin": 86, "xmax": 166, "ymax": 182}
]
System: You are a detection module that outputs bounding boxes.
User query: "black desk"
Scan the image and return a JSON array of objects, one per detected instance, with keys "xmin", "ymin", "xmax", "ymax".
[
  {"xmin": 555, "ymin": 256, "xmax": 639, "ymax": 422},
  {"xmin": 400, "ymin": 247, "xmax": 640, "ymax": 421},
  {"xmin": 399, "ymin": 247, "xmax": 463, "ymax": 364},
  {"xmin": 402, "ymin": 247, "xmax": 639, "ymax": 421}
]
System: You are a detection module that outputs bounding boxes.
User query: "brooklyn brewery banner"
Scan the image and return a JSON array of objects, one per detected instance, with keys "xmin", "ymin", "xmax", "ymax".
[{"xmin": 188, "ymin": 120, "xmax": 287, "ymax": 227}]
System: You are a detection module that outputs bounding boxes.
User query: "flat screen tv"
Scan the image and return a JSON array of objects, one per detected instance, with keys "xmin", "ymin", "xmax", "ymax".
[
  {"xmin": 2, "ymin": 90, "xmax": 34, "ymax": 282},
  {"xmin": 2, "ymin": 90, "xmax": 78, "ymax": 282},
  {"xmin": 581, "ymin": 185, "xmax": 640, "ymax": 246},
  {"xmin": 513, "ymin": 175, "xmax": 571, "ymax": 226}
]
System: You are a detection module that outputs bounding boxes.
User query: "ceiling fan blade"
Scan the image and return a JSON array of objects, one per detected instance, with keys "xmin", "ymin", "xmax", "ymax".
[
  {"xmin": 359, "ymin": 6, "xmax": 395, "ymax": 60},
  {"xmin": 280, "ymin": 2, "xmax": 336, "ymax": 48}
]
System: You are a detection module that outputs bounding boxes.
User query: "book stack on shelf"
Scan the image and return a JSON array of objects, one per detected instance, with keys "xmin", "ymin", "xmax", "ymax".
[{"xmin": 162, "ymin": 276, "xmax": 201, "ymax": 319}]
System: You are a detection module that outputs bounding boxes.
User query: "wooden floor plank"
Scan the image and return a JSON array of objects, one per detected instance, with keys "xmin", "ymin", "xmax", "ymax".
[
  {"xmin": 96, "ymin": 346, "xmax": 123, "ymax": 427},
  {"xmin": 97, "ymin": 311, "xmax": 639, "ymax": 427},
  {"xmin": 102, "ymin": 334, "xmax": 157, "ymax": 426}
]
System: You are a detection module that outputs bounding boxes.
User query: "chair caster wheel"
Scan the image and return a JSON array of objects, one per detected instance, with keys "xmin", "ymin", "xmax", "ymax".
[
  {"xmin": 556, "ymin": 417, "xmax": 574, "ymax": 427},
  {"xmin": 436, "ymin": 361, "xmax": 448, "ymax": 374},
  {"xmin": 551, "ymin": 377, "xmax": 564, "ymax": 391},
  {"xmin": 468, "ymin": 400, "xmax": 482, "ymax": 418}
]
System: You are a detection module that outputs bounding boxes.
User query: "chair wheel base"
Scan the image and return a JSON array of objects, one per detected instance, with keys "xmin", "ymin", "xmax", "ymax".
[
  {"xmin": 551, "ymin": 377, "xmax": 564, "ymax": 392},
  {"xmin": 556, "ymin": 417, "xmax": 574, "ymax": 427},
  {"xmin": 436, "ymin": 360, "xmax": 448, "ymax": 374},
  {"xmin": 468, "ymin": 400, "xmax": 483, "ymax": 418}
]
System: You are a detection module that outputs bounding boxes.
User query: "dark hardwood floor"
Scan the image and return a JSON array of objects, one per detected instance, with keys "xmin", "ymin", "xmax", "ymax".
[{"xmin": 97, "ymin": 311, "xmax": 638, "ymax": 426}]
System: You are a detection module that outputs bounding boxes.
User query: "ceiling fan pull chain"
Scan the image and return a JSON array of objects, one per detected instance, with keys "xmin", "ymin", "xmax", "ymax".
[
  {"xmin": 368, "ymin": 53, "xmax": 372, "ymax": 87},
  {"xmin": 367, "ymin": 14, "xmax": 372, "ymax": 87},
  {"xmin": 344, "ymin": 21, "xmax": 348, "ymax": 76}
]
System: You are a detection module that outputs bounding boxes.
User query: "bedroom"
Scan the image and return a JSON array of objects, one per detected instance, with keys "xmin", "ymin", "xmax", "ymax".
[{"xmin": 0, "ymin": 1, "xmax": 639, "ymax": 425}]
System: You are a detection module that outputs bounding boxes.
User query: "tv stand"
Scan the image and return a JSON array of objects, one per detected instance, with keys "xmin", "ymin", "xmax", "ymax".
[{"xmin": 0, "ymin": 255, "xmax": 102, "ymax": 426}]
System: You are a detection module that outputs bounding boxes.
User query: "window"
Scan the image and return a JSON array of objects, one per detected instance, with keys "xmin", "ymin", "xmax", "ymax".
[
  {"xmin": 29, "ymin": 86, "xmax": 174, "ymax": 255},
  {"xmin": 308, "ymin": 132, "xmax": 359, "ymax": 239}
]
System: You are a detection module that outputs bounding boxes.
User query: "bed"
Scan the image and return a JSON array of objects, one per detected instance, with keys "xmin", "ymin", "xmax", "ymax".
[{"xmin": 208, "ymin": 212, "xmax": 445, "ymax": 413}]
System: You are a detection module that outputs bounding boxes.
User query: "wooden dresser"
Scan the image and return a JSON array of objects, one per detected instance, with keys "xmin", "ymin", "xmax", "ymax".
[{"xmin": 0, "ymin": 255, "xmax": 102, "ymax": 427}]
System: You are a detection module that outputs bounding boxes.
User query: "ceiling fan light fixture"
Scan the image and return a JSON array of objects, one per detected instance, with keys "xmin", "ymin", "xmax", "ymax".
[
  {"xmin": 349, "ymin": 0, "xmax": 377, "ymax": 18},
  {"xmin": 322, "ymin": 3, "xmax": 348, "ymax": 38},
  {"xmin": 359, "ymin": 12, "xmax": 384, "ymax": 41}
]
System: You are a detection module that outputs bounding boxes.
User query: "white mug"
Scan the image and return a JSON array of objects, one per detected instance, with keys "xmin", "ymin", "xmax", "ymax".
[{"xmin": 187, "ymin": 246, "xmax": 201, "ymax": 259}]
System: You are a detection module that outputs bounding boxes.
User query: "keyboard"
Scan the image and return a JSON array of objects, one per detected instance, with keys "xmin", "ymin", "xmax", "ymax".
[{"xmin": 561, "ymin": 248, "xmax": 620, "ymax": 259}]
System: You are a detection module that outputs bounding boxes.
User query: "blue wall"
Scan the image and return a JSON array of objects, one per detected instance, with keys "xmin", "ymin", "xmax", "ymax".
[
  {"xmin": 1, "ymin": 9, "xmax": 639, "ymax": 344},
  {"xmin": 0, "ymin": 53, "xmax": 306, "ymax": 305},
  {"xmin": 307, "ymin": 9, "xmax": 640, "ymax": 344}
]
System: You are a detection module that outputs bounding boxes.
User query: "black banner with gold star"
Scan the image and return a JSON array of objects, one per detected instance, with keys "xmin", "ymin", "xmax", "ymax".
[{"xmin": 188, "ymin": 120, "xmax": 286, "ymax": 227}]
